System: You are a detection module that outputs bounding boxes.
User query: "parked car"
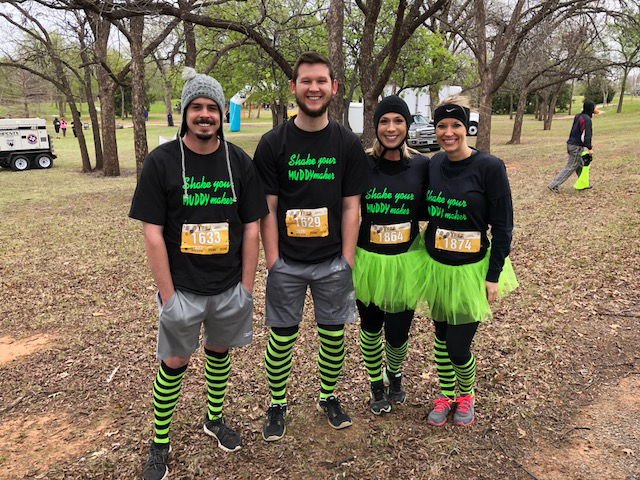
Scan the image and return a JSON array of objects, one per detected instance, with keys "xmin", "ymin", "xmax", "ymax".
[{"xmin": 408, "ymin": 114, "xmax": 439, "ymax": 152}]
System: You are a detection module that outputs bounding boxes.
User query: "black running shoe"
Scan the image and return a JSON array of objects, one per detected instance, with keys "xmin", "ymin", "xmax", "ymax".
[
  {"xmin": 317, "ymin": 395, "xmax": 352, "ymax": 429},
  {"xmin": 142, "ymin": 442, "xmax": 170, "ymax": 480},
  {"xmin": 384, "ymin": 369, "xmax": 407, "ymax": 405},
  {"xmin": 203, "ymin": 417, "xmax": 242, "ymax": 452},
  {"xmin": 370, "ymin": 380, "xmax": 391, "ymax": 415},
  {"xmin": 262, "ymin": 404, "xmax": 287, "ymax": 442}
]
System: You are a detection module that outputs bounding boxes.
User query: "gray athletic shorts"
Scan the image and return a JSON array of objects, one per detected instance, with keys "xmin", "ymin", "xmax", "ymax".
[
  {"xmin": 265, "ymin": 255, "xmax": 356, "ymax": 328},
  {"xmin": 156, "ymin": 282, "xmax": 253, "ymax": 360}
]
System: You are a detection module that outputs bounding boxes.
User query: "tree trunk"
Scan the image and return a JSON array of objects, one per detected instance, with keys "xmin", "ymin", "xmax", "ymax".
[
  {"xmin": 256, "ymin": 104, "xmax": 261, "ymax": 119},
  {"xmin": 130, "ymin": 15, "xmax": 148, "ymax": 180},
  {"xmin": 617, "ymin": 67, "xmax": 628, "ymax": 113},
  {"xmin": 327, "ymin": 0, "xmax": 345, "ymax": 124},
  {"xmin": 509, "ymin": 90, "xmax": 513, "ymax": 120},
  {"xmin": 361, "ymin": 92, "xmax": 378, "ymax": 148},
  {"xmin": 343, "ymin": 65, "xmax": 359, "ymax": 127},
  {"xmin": 90, "ymin": 12, "xmax": 120, "ymax": 176},
  {"xmin": 180, "ymin": 0, "xmax": 197, "ymax": 68},
  {"xmin": 67, "ymin": 96, "xmax": 92, "ymax": 172},
  {"xmin": 476, "ymin": 82, "xmax": 494, "ymax": 153},
  {"xmin": 271, "ymin": 99, "xmax": 287, "ymax": 128},
  {"xmin": 544, "ymin": 85, "xmax": 562, "ymax": 130},
  {"xmin": 154, "ymin": 55, "xmax": 174, "ymax": 127},
  {"xmin": 120, "ymin": 86, "xmax": 126, "ymax": 120},
  {"xmin": 507, "ymin": 86, "xmax": 529, "ymax": 144},
  {"xmin": 79, "ymin": 41, "xmax": 103, "ymax": 170},
  {"xmin": 568, "ymin": 78, "xmax": 574, "ymax": 115}
]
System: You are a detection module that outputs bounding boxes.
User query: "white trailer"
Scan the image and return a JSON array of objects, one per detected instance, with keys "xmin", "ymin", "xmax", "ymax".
[{"xmin": 0, "ymin": 118, "xmax": 56, "ymax": 171}]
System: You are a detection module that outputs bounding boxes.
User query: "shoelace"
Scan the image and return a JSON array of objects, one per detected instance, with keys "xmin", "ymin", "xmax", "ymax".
[
  {"xmin": 456, "ymin": 395, "xmax": 474, "ymax": 413},
  {"xmin": 267, "ymin": 405, "xmax": 285, "ymax": 423},
  {"xmin": 324, "ymin": 396, "xmax": 344, "ymax": 414},
  {"xmin": 433, "ymin": 397, "xmax": 453, "ymax": 413},
  {"xmin": 148, "ymin": 448, "xmax": 168, "ymax": 469}
]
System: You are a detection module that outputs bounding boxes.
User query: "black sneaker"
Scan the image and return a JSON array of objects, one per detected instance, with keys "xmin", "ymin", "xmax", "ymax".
[
  {"xmin": 317, "ymin": 396, "xmax": 352, "ymax": 429},
  {"xmin": 262, "ymin": 404, "xmax": 287, "ymax": 442},
  {"xmin": 203, "ymin": 417, "xmax": 242, "ymax": 452},
  {"xmin": 369, "ymin": 380, "xmax": 391, "ymax": 415},
  {"xmin": 384, "ymin": 369, "xmax": 407, "ymax": 405},
  {"xmin": 142, "ymin": 442, "xmax": 170, "ymax": 480}
]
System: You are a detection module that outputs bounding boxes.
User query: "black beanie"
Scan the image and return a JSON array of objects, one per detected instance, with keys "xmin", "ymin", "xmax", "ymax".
[
  {"xmin": 374, "ymin": 95, "xmax": 412, "ymax": 131},
  {"xmin": 582, "ymin": 100, "xmax": 595, "ymax": 117}
]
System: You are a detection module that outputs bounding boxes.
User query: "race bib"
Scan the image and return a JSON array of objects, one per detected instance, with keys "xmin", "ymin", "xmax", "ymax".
[
  {"xmin": 370, "ymin": 222, "xmax": 411, "ymax": 245},
  {"xmin": 434, "ymin": 228, "xmax": 481, "ymax": 253},
  {"xmin": 181, "ymin": 223, "xmax": 229, "ymax": 254},
  {"xmin": 285, "ymin": 207, "xmax": 329, "ymax": 237}
]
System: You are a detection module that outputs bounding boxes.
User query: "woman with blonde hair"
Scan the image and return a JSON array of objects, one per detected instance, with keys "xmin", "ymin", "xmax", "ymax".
[
  {"xmin": 414, "ymin": 94, "xmax": 518, "ymax": 426},
  {"xmin": 353, "ymin": 95, "xmax": 429, "ymax": 414}
]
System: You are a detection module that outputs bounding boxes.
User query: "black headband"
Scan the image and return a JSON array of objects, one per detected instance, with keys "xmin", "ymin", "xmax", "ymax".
[{"xmin": 433, "ymin": 104, "xmax": 470, "ymax": 133}]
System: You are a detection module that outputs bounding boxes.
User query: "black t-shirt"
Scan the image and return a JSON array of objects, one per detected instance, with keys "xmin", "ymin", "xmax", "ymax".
[
  {"xmin": 424, "ymin": 149, "xmax": 513, "ymax": 276},
  {"xmin": 253, "ymin": 118, "xmax": 369, "ymax": 263},
  {"xmin": 129, "ymin": 139, "xmax": 268, "ymax": 295},
  {"xmin": 358, "ymin": 154, "xmax": 429, "ymax": 255}
]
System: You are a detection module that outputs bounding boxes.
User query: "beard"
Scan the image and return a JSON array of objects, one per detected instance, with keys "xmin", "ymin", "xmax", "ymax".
[
  {"xmin": 195, "ymin": 132, "xmax": 215, "ymax": 141},
  {"xmin": 295, "ymin": 92, "xmax": 333, "ymax": 118}
]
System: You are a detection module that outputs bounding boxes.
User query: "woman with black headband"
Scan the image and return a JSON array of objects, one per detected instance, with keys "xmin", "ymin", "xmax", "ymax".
[
  {"xmin": 412, "ymin": 95, "xmax": 518, "ymax": 426},
  {"xmin": 352, "ymin": 95, "xmax": 429, "ymax": 415}
]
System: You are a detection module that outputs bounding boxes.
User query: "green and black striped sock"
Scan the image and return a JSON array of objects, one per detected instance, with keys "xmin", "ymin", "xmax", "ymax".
[
  {"xmin": 318, "ymin": 324, "xmax": 345, "ymax": 400},
  {"xmin": 452, "ymin": 353, "xmax": 476, "ymax": 396},
  {"xmin": 434, "ymin": 338, "xmax": 456, "ymax": 399},
  {"xmin": 265, "ymin": 327, "xmax": 298, "ymax": 405},
  {"xmin": 360, "ymin": 328, "xmax": 383, "ymax": 382},
  {"xmin": 204, "ymin": 348, "xmax": 230, "ymax": 421},
  {"xmin": 152, "ymin": 362, "xmax": 187, "ymax": 445},
  {"xmin": 385, "ymin": 340, "xmax": 408, "ymax": 375}
]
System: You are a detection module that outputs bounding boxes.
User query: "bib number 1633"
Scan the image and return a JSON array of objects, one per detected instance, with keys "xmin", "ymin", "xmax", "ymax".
[{"xmin": 181, "ymin": 222, "xmax": 229, "ymax": 254}]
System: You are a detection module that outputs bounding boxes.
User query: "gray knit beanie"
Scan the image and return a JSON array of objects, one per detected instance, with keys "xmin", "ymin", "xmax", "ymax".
[{"xmin": 180, "ymin": 67, "xmax": 225, "ymax": 137}]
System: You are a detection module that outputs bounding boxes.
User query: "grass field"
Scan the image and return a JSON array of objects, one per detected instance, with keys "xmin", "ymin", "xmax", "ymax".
[{"xmin": 0, "ymin": 99, "xmax": 639, "ymax": 479}]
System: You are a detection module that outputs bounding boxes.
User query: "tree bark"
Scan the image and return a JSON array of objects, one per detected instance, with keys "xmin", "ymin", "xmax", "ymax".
[
  {"xmin": 67, "ymin": 98, "xmax": 92, "ymax": 172},
  {"xmin": 90, "ymin": 14, "xmax": 120, "ymax": 176},
  {"xmin": 78, "ymin": 30, "xmax": 103, "ymax": 170},
  {"xmin": 153, "ymin": 54, "xmax": 174, "ymax": 126},
  {"xmin": 509, "ymin": 90, "xmax": 514, "ymax": 120},
  {"xmin": 180, "ymin": 0, "xmax": 197, "ymax": 68},
  {"xmin": 120, "ymin": 86, "xmax": 126, "ymax": 119},
  {"xmin": 327, "ymin": 0, "xmax": 345, "ymax": 124},
  {"xmin": 544, "ymin": 85, "xmax": 562, "ymax": 130},
  {"xmin": 617, "ymin": 67, "xmax": 628, "ymax": 113},
  {"xmin": 130, "ymin": 15, "xmax": 148, "ymax": 180},
  {"xmin": 476, "ymin": 83, "xmax": 494, "ymax": 152},
  {"xmin": 568, "ymin": 78, "xmax": 575, "ymax": 115},
  {"xmin": 507, "ymin": 87, "xmax": 529, "ymax": 144}
]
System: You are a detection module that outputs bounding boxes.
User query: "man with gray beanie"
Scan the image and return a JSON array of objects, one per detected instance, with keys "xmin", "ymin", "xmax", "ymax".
[{"xmin": 130, "ymin": 67, "xmax": 268, "ymax": 479}]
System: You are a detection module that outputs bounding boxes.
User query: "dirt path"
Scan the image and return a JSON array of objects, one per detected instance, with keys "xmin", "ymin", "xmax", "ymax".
[{"xmin": 524, "ymin": 376, "xmax": 640, "ymax": 479}]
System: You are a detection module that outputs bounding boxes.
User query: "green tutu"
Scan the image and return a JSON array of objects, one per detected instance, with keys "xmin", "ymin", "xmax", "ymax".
[
  {"xmin": 408, "ymin": 233, "xmax": 519, "ymax": 325},
  {"xmin": 353, "ymin": 247, "xmax": 424, "ymax": 313}
]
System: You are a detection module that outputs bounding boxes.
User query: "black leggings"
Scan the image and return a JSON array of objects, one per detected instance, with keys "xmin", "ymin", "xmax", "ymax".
[
  {"xmin": 357, "ymin": 300, "xmax": 414, "ymax": 348},
  {"xmin": 433, "ymin": 321, "xmax": 479, "ymax": 365}
]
